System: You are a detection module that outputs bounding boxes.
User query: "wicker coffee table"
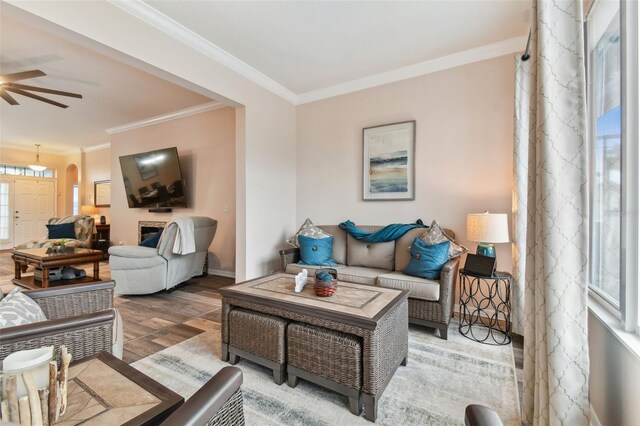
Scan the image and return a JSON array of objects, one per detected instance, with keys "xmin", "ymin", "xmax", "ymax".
[
  {"xmin": 12, "ymin": 247, "xmax": 103, "ymax": 289},
  {"xmin": 220, "ymin": 273, "xmax": 409, "ymax": 422}
]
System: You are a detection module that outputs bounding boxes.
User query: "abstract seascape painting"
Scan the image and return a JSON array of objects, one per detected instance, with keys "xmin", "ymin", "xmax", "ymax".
[{"xmin": 363, "ymin": 121, "xmax": 415, "ymax": 200}]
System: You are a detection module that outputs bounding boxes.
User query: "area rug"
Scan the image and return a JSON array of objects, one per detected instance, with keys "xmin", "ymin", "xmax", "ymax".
[{"xmin": 132, "ymin": 323, "xmax": 520, "ymax": 425}]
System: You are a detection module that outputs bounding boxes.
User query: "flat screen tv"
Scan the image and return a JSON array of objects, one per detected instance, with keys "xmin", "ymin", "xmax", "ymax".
[{"xmin": 119, "ymin": 147, "xmax": 187, "ymax": 208}]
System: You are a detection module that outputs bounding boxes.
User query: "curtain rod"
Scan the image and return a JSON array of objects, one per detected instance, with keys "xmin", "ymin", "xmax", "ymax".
[{"xmin": 521, "ymin": 29, "xmax": 532, "ymax": 61}]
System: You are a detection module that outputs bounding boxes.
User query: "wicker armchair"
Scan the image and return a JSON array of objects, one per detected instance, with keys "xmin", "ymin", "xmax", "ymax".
[
  {"xmin": 160, "ymin": 366, "xmax": 244, "ymax": 426},
  {"xmin": 0, "ymin": 281, "xmax": 119, "ymax": 363}
]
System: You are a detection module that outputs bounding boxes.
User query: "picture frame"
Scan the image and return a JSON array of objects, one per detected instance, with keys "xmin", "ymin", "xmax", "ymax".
[
  {"xmin": 363, "ymin": 120, "xmax": 415, "ymax": 200},
  {"xmin": 94, "ymin": 180, "xmax": 111, "ymax": 207}
]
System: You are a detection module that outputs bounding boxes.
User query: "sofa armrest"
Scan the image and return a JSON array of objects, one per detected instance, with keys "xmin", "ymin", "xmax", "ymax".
[
  {"xmin": 439, "ymin": 257, "xmax": 460, "ymax": 311},
  {"xmin": 279, "ymin": 247, "xmax": 300, "ymax": 272},
  {"xmin": 160, "ymin": 366, "xmax": 244, "ymax": 426},
  {"xmin": 25, "ymin": 281, "xmax": 115, "ymax": 319},
  {"xmin": 0, "ymin": 310, "xmax": 116, "ymax": 363}
]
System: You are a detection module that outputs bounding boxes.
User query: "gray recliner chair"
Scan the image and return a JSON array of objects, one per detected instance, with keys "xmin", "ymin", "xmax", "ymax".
[{"xmin": 108, "ymin": 216, "xmax": 217, "ymax": 295}]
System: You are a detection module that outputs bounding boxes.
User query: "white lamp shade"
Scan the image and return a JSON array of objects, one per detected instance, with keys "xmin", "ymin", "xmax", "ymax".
[{"xmin": 467, "ymin": 213, "xmax": 510, "ymax": 243}]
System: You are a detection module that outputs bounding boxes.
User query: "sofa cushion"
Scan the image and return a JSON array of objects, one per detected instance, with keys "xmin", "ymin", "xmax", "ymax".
[
  {"xmin": 109, "ymin": 245, "xmax": 160, "ymax": 258},
  {"xmin": 377, "ymin": 271, "xmax": 440, "ymax": 301},
  {"xmin": 287, "ymin": 218, "xmax": 331, "ymax": 247},
  {"xmin": 286, "ymin": 263, "xmax": 346, "ymax": 276},
  {"xmin": 419, "ymin": 220, "xmax": 467, "ymax": 259},
  {"xmin": 337, "ymin": 266, "xmax": 390, "ymax": 286},
  {"xmin": 318, "ymin": 225, "xmax": 347, "ymax": 265},
  {"xmin": 404, "ymin": 239, "xmax": 450, "ymax": 280},
  {"xmin": 394, "ymin": 228, "xmax": 428, "ymax": 272},
  {"xmin": 347, "ymin": 233, "xmax": 395, "ymax": 270},
  {"xmin": 298, "ymin": 235, "xmax": 336, "ymax": 267}
]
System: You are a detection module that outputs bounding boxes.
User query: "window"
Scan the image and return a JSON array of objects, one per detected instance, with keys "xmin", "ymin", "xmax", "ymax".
[
  {"xmin": 587, "ymin": 0, "xmax": 640, "ymax": 333},
  {"xmin": 0, "ymin": 182, "xmax": 9, "ymax": 241},
  {"xmin": 0, "ymin": 164, "xmax": 54, "ymax": 178},
  {"xmin": 72, "ymin": 184, "xmax": 79, "ymax": 215},
  {"xmin": 588, "ymin": 0, "xmax": 622, "ymax": 306}
]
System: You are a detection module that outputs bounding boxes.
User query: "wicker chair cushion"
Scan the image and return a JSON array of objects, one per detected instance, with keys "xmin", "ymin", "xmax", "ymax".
[
  {"xmin": 346, "ymin": 232, "xmax": 395, "ymax": 270},
  {"xmin": 0, "ymin": 289, "xmax": 47, "ymax": 328},
  {"xmin": 317, "ymin": 225, "xmax": 347, "ymax": 265}
]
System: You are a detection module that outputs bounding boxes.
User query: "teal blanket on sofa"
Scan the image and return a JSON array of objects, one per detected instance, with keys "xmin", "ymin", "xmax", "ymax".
[{"xmin": 338, "ymin": 219, "xmax": 427, "ymax": 242}]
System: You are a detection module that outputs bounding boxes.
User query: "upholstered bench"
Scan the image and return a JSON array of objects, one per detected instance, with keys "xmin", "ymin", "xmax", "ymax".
[
  {"xmin": 287, "ymin": 322, "xmax": 363, "ymax": 415},
  {"xmin": 228, "ymin": 309, "xmax": 287, "ymax": 384}
]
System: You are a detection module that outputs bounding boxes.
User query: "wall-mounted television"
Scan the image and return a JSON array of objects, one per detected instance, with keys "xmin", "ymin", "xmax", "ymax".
[{"xmin": 119, "ymin": 147, "xmax": 187, "ymax": 208}]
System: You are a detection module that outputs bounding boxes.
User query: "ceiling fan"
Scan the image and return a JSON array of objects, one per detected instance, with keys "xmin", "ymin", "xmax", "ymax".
[{"xmin": 0, "ymin": 69, "xmax": 82, "ymax": 109}]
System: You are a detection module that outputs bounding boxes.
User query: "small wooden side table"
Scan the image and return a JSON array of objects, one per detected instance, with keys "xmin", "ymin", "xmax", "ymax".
[{"xmin": 458, "ymin": 269, "xmax": 512, "ymax": 345}]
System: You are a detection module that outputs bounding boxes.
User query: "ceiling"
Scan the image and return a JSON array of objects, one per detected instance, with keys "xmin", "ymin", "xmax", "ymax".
[
  {"xmin": 0, "ymin": 14, "xmax": 212, "ymax": 153},
  {"xmin": 1, "ymin": 1, "xmax": 530, "ymax": 153},
  {"xmin": 147, "ymin": 0, "xmax": 530, "ymax": 94}
]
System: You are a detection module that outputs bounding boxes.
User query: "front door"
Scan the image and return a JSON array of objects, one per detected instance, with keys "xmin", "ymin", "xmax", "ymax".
[{"xmin": 13, "ymin": 178, "xmax": 56, "ymax": 247}]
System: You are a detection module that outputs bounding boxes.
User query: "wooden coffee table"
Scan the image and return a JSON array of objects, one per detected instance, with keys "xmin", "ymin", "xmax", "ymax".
[
  {"xmin": 56, "ymin": 352, "xmax": 183, "ymax": 425},
  {"xmin": 12, "ymin": 247, "xmax": 104, "ymax": 289},
  {"xmin": 220, "ymin": 273, "xmax": 409, "ymax": 422}
]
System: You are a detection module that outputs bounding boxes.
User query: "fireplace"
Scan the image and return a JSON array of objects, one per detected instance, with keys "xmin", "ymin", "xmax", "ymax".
[{"xmin": 138, "ymin": 221, "xmax": 166, "ymax": 243}]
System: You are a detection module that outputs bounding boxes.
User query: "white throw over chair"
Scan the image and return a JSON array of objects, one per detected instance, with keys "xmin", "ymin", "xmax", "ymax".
[{"xmin": 108, "ymin": 216, "xmax": 217, "ymax": 295}]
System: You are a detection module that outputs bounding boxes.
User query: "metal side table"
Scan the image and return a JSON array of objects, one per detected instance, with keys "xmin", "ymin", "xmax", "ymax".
[{"xmin": 458, "ymin": 269, "xmax": 512, "ymax": 345}]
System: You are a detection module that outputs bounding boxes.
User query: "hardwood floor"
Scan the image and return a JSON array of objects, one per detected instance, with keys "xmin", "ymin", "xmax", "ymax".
[{"xmin": 1, "ymin": 250, "xmax": 524, "ymax": 410}]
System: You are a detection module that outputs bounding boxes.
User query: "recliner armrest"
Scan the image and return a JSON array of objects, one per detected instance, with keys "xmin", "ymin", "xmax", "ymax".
[{"xmin": 108, "ymin": 245, "xmax": 159, "ymax": 258}]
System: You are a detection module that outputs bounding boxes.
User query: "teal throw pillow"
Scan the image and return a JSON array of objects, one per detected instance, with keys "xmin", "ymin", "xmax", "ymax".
[
  {"xmin": 404, "ymin": 239, "xmax": 450, "ymax": 280},
  {"xmin": 298, "ymin": 235, "xmax": 336, "ymax": 267},
  {"xmin": 46, "ymin": 222, "xmax": 76, "ymax": 239}
]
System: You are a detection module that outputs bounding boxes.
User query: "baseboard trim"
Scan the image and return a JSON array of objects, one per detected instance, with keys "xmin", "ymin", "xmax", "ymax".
[
  {"xmin": 208, "ymin": 268, "xmax": 235, "ymax": 279},
  {"xmin": 590, "ymin": 404, "xmax": 602, "ymax": 426}
]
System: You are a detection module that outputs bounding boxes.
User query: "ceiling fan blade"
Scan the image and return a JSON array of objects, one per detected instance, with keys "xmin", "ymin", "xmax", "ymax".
[
  {"xmin": 0, "ymin": 88, "xmax": 19, "ymax": 105},
  {"xmin": 4, "ymin": 83, "xmax": 83, "ymax": 99},
  {"xmin": 4, "ymin": 87, "xmax": 68, "ymax": 108},
  {"xmin": 0, "ymin": 70, "xmax": 46, "ymax": 83}
]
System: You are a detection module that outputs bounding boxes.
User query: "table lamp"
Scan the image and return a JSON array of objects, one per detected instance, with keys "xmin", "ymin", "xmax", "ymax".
[{"xmin": 466, "ymin": 212, "xmax": 509, "ymax": 258}]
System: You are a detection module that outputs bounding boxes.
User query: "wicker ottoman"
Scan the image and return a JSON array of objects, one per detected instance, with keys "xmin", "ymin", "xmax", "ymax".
[
  {"xmin": 287, "ymin": 322, "xmax": 363, "ymax": 415},
  {"xmin": 228, "ymin": 308, "xmax": 287, "ymax": 384}
]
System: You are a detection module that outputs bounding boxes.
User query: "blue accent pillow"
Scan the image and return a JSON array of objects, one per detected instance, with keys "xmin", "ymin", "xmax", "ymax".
[
  {"xmin": 139, "ymin": 231, "xmax": 162, "ymax": 248},
  {"xmin": 404, "ymin": 239, "xmax": 450, "ymax": 280},
  {"xmin": 297, "ymin": 234, "xmax": 336, "ymax": 267},
  {"xmin": 46, "ymin": 222, "xmax": 76, "ymax": 239}
]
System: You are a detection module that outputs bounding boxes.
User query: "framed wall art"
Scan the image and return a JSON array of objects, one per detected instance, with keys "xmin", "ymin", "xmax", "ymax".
[{"xmin": 363, "ymin": 120, "xmax": 415, "ymax": 200}]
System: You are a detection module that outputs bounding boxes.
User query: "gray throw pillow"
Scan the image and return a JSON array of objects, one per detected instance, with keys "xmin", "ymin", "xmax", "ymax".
[
  {"xmin": 287, "ymin": 218, "xmax": 332, "ymax": 247},
  {"xmin": 418, "ymin": 220, "xmax": 468, "ymax": 259},
  {"xmin": 0, "ymin": 288, "xmax": 47, "ymax": 328}
]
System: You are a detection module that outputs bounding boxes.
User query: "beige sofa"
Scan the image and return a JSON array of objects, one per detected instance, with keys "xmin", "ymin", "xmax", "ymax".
[{"xmin": 280, "ymin": 225, "xmax": 460, "ymax": 339}]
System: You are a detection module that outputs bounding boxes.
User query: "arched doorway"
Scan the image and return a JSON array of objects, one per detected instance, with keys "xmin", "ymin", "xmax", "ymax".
[{"xmin": 66, "ymin": 164, "xmax": 79, "ymax": 215}]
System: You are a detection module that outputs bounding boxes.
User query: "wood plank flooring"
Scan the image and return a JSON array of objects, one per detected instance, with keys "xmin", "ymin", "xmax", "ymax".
[{"xmin": 1, "ymin": 250, "xmax": 524, "ymax": 409}]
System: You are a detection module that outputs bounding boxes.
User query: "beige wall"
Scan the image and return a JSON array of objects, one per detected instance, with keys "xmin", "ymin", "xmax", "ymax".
[
  {"xmin": 109, "ymin": 107, "xmax": 236, "ymax": 274},
  {"xmin": 82, "ymin": 147, "xmax": 111, "ymax": 221},
  {"xmin": 0, "ymin": 146, "xmax": 81, "ymax": 217},
  {"xmin": 7, "ymin": 0, "xmax": 297, "ymax": 280},
  {"xmin": 296, "ymin": 55, "xmax": 515, "ymax": 289}
]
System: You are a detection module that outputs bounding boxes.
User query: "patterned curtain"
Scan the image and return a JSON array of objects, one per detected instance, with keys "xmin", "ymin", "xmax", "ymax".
[{"xmin": 514, "ymin": 1, "xmax": 590, "ymax": 424}]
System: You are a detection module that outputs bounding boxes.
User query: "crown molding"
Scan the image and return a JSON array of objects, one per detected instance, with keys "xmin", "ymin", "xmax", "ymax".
[
  {"xmin": 296, "ymin": 35, "xmax": 528, "ymax": 104},
  {"xmin": 109, "ymin": 0, "xmax": 298, "ymax": 104},
  {"xmin": 105, "ymin": 101, "xmax": 225, "ymax": 134},
  {"xmin": 82, "ymin": 143, "xmax": 111, "ymax": 153}
]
